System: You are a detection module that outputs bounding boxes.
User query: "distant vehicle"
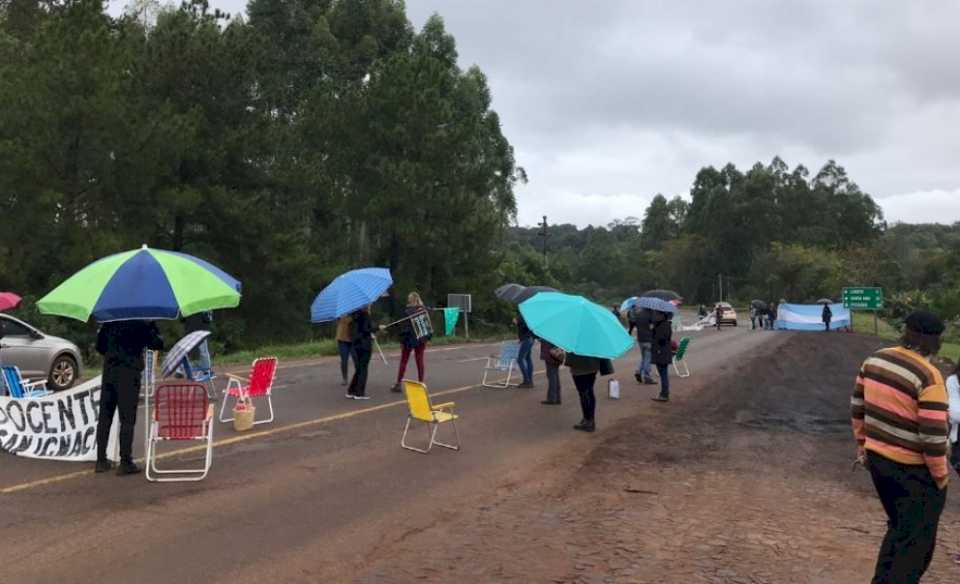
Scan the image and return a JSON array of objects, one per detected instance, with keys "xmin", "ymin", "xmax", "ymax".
[
  {"xmin": 714, "ymin": 302, "xmax": 738, "ymax": 327},
  {"xmin": 0, "ymin": 314, "xmax": 83, "ymax": 391}
]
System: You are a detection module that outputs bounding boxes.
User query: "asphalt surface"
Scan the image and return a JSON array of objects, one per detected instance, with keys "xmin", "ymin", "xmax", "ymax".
[{"xmin": 0, "ymin": 324, "xmax": 782, "ymax": 583}]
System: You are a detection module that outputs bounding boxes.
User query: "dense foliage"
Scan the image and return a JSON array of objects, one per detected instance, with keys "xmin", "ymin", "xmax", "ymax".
[{"xmin": 0, "ymin": 0, "xmax": 524, "ymax": 353}]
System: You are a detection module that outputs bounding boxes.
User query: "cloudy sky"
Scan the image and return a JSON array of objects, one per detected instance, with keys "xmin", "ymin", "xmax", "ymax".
[{"xmin": 114, "ymin": 1, "xmax": 960, "ymax": 228}]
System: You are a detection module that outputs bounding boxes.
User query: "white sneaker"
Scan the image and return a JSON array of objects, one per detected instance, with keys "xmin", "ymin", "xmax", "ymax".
[
  {"xmin": 353, "ymin": 395, "xmax": 371, "ymax": 400},
  {"xmin": 345, "ymin": 393, "xmax": 355, "ymax": 399}
]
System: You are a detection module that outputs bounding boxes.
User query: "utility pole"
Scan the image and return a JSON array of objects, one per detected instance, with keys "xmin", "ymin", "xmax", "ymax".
[
  {"xmin": 718, "ymin": 274, "xmax": 723, "ymax": 302},
  {"xmin": 537, "ymin": 215, "xmax": 549, "ymax": 268}
]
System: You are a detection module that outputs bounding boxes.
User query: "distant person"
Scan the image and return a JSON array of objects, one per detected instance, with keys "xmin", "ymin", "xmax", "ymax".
[
  {"xmin": 611, "ymin": 305, "xmax": 622, "ymax": 322},
  {"xmin": 698, "ymin": 304, "xmax": 708, "ymax": 319},
  {"xmin": 95, "ymin": 320, "xmax": 164, "ymax": 475},
  {"xmin": 391, "ymin": 292, "xmax": 431, "ymax": 392},
  {"xmin": 948, "ymin": 361, "xmax": 960, "ymax": 477},
  {"xmin": 631, "ymin": 307, "xmax": 656, "ymax": 385},
  {"xmin": 650, "ymin": 310, "xmax": 673, "ymax": 402},
  {"xmin": 851, "ymin": 310, "xmax": 949, "ymax": 582},
  {"xmin": 714, "ymin": 304, "xmax": 723, "ymax": 331},
  {"xmin": 766, "ymin": 303, "xmax": 777, "ymax": 330},
  {"xmin": 539, "ymin": 339, "xmax": 563, "ymax": 405},
  {"xmin": 514, "ymin": 311, "xmax": 535, "ymax": 388},
  {"xmin": 335, "ymin": 314, "xmax": 356, "ymax": 386},
  {"xmin": 553, "ymin": 348, "xmax": 613, "ymax": 432},
  {"xmin": 822, "ymin": 303, "xmax": 832, "ymax": 332},
  {"xmin": 750, "ymin": 306, "xmax": 759, "ymax": 330},
  {"xmin": 182, "ymin": 310, "xmax": 213, "ymax": 376},
  {"xmin": 347, "ymin": 306, "xmax": 375, "ymax": 400}
]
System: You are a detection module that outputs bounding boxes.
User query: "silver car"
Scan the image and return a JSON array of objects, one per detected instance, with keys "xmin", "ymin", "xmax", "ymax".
[{"xmin": 0, "ymin": 314, "xmax": 83, "ymax": 391}]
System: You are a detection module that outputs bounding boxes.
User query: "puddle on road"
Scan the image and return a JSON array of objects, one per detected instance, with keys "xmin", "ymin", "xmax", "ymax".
[{"xmin": 734, "ymin": 410, "xmax": 850, "ymax": 434}]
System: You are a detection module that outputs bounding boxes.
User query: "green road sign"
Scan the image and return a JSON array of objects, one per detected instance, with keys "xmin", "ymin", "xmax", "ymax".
[{"xmin": 843, "ymin": 287, "xmax": 883, "ymax": 310}]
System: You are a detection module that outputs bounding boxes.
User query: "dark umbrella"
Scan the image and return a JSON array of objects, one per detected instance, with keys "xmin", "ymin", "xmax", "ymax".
[
  {"xmin": 751, "ymin": 299, "xmax": 768, "ymax": 310},
  {"xmin": 495, "ymin": 284, "xmax": 557, "ymax": 305},
  {"xmin": 642, "ymin": 289, "xmax": 682, "ymax": 302},
  {"xmin": 494, "ymin": 283, "xmax": 526, "ymax": 303},
  {"xmin": 817, "ymin": 298, "xmax": 833, "ymax": 304}
]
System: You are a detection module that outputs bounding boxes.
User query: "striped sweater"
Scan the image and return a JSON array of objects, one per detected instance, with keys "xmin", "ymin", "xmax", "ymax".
[{"xmin": 851, "ymin": 347, "xmax": 950, "ymax": 489}]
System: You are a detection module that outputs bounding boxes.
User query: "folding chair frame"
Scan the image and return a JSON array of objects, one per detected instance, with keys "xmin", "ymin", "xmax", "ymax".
[
  {"xmin": 146, "ymin": 384, "xmax": 214, "ymax": 483},
  {"xmin": 673, "ymin": 357, "xmax": 691, "ymax": 378},
  {"xmin": 480, "ymin": 342, "xmax": 521, "ymax": 389},
  {"xmin": 219, "ymin": 357, "xmax": 278, "ymax": 425},
  {"xmin": 400, "ymin": 380, "xmax": 462, "ymax": 454}
]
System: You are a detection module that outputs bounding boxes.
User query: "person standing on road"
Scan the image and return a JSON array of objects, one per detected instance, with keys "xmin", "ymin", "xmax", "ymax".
[
  {"xmin": 851, "ymin": 310, "xmax": 950, "ymax": 583},
  {"xmin": 347, "ymin": 306, "xmax": 375, "ymax": 400},
  {"xmin": 95, "ymin": 320, "xmax": 164, "ymax": 475},
  {"xmin": 750, "ymin": 305, "xmax": 758, "ymax": 330},
  {"xmin": 714, "ymin": 304, "xmax": 723, "ymax": 331},
  {"xmin": 553, "ymin": 348, "xmax": 613, "ymax": 432},
  {"xmin": 631, "ymin": 307, "xmax": 656, "ymax": 385},
  {"xmin": 822, "ymin": 303, "xmax": 832, "ymax": 332},
  {"xmin": 514, "ymin": 311, "xmax": 535, "ymax": 388},
  {"xmin": 539, "ymin": 338, "xmax": 563, "ymax": 405},
  {"xmin": 947, "ymin": 361, "xmax": 960, "ymax": 477},
  {"xmin": 651, "ymin": 311, "xmax": 673, "ymax": 402},
  {"xmin": 335, "ymin": 314, "xmax": 355, "ymax": 386},
  {"xmin": 391, "ymin": 292, "xmax": 431, "ymax": 393}
]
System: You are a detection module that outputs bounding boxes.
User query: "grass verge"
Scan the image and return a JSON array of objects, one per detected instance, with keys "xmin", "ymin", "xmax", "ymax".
[{"xmin": 852, "ymin": 311, "xmax": 960, "ymax": 362}]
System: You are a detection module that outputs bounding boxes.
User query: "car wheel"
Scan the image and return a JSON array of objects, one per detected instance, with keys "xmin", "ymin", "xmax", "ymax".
[{"xmin": 49, "ymin": 355, "xmax": 78, "ymax": 391}]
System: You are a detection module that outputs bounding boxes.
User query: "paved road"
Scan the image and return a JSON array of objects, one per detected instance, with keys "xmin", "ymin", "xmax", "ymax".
[{"xmin": 0, "ymin": 325, "xmax": 784, "ymax": 583}]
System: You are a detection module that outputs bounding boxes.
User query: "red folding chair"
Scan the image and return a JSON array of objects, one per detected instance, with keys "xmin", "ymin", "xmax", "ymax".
[
  {"xmin": 146, "ymin": 382, "xmax": 214, "ymax": 482},
  {"xmin": 219, "ymin": 357, "xmax": 279, "ymax": 425}
]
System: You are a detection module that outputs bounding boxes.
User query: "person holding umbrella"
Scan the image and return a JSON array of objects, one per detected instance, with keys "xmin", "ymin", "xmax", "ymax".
[
  {"xmin": 822, "ymin": 302, "xmax": 833, "ymax": 332},
  {"xmin": 550, "ymin": 348, "xmax": 612, "ymax": 433},
  {"xmin": 96, "ymin": 320, "xmax": 164, "ymax": 475},
  {"xmin": 651, "ymin": 310, "xmax": 674, "ymax": 402},
  {"xmin": 347, "ymin": 306, "xmax": 376, "ymax": 400},
  {"xmin": 514, "ymin": 311, "xmax": 535, "ymax": 388},
  {"xmin": 539, "ymin": 338, "xmax": 563, "ymax": 405}
]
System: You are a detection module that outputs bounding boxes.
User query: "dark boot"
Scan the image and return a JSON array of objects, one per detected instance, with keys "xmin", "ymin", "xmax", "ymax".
[
  {"xmin": 391, "ymin": 383, "xmax": 402, "ymax": 393},
  {"xmin": 573, "ymin": 420, "xmax": 596, "ymax": 432},
  {"xmin": 95, "ymin": 459, "xmax": 114, "ymax": 474},
  {"xmin": 116, "ymin": 460, "xmax": 141, "ymax": 476},
  {"xmin": 651, "ymin": 394, "xmax": 669, "ymax": 402}
]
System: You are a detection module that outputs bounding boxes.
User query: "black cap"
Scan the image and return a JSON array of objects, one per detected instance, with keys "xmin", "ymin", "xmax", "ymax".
[{"xmin": 904, "ymin": 310, "xmax": 945, "ymax": 335}]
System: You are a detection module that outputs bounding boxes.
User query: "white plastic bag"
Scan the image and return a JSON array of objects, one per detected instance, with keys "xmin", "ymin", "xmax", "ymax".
[{"xmin": 608, "ymin": 379, "xmax": 620, "ymax": 400}]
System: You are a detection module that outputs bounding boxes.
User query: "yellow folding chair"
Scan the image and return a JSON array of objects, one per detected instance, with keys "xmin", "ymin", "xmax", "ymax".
[{"xmin": 401, "ymin": 380, "xmax": 461, "ymax": 454}]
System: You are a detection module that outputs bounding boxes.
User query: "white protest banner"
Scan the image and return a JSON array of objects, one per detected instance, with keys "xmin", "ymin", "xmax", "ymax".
[{"xmin": 0, "ymin": 375, "xmax": 119, "ymax": 462}]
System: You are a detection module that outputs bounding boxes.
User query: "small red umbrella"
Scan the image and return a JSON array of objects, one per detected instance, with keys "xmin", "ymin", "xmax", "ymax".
[{"xmin": 0, "ymin": 292, "xmax": 22, "ymax": 312}]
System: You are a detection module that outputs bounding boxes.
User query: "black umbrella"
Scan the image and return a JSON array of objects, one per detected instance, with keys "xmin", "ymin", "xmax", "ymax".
[
  {"xmin": 495, "ymin": 283, "xmax": 526, "ymax": 303},
  {"xmin": 817, "ymin": 298, "xmax": 833, "ymax": 304},
  {"xmin": 751, "ymin": 299, "xmax": 768, "ymax": 309},
  {"xmin": 515, "ymin": 285, "xmax": 558, "ymax": 304},
  {"xmin": 642, "ymin": 289, "xmax": 681, "ymax": 302}
]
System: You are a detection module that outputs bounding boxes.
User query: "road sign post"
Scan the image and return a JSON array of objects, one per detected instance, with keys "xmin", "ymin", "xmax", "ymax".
[{"xmin": 842, "ymin": 287, "xmax": 884, "ymax": 335}]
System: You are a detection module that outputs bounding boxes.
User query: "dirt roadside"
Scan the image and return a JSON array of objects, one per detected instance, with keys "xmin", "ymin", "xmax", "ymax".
[{"xmin": 352, "ymin": 333, "xmax": 960, "ymax": 583}]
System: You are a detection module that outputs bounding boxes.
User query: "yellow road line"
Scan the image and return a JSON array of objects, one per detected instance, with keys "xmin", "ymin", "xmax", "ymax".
[{"xmin": 0, "ymin": 370, "xmax": 542, "ymax": 495}]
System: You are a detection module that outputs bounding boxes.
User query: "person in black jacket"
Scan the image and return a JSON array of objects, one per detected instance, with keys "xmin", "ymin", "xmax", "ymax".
[
  {"xmin": 650, "ymin": 311, "xmax": 673, "ymax": 402},
  {"xmin": 553, "ymin": 348, "xmax": 614, "ymax": 433},
  {"xmin": 630, "ymin": 307, "xmax": 656, "ymax": 385},
  {"xmin": 347, "ymin": 306, "xmax": 375, "ymax": 400},
  {"xmin": 95, "ymin": 320, "xmax": 164, "ymax": 475},
  {"xmin": 822, "ymin": 303, "xmax": 833, "ymax": 332}
]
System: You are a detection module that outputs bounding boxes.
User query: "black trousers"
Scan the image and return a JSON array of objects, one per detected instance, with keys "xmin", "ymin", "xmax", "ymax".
[
  {"xmin": 867, "ymin": 452, "xmax": 947, "ymax": 584},
  {"xmin": 97, "ymin": 367, "xmax": 140, "ymax": 462},
  {"xmin": 349, "ymin": 346, "xmax": 372, "ymax": 396},
  {"xmin": 572, "ymin": 372, "xmax": 597, "ymax": 422}
]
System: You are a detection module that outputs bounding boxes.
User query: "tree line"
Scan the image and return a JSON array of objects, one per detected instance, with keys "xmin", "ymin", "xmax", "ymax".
[{"xmin": 0, "ymin": 0, "xmax": 524, "ymax": 352}]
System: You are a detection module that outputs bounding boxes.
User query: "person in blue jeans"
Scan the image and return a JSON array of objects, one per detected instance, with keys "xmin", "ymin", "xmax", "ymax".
[
  {"xmin": 514, "ymin": 312, "xmax": 535, "ymax": 388},
  {"xmin": 629, "ymin": 307, "xmax": 655, "ymax": 384}
]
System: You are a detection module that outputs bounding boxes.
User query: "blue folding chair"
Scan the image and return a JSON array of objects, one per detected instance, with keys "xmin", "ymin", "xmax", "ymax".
[
  {"xmin": 2, "ymin": 366, "xmax": 52, "ymax": 398},
  {"xmin": 481, "ymin": 341, "xmax": 521, "ymax": 389}
]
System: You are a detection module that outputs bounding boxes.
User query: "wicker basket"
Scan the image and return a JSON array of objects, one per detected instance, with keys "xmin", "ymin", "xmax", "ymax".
[{"xmin": 233, "ymin": 403, "xmax": 256, "ymax": 432}]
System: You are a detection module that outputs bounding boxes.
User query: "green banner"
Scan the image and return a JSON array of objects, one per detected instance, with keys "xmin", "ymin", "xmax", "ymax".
[{"xmin": 443, "ymin": 307, "xmax": 461, "ymax": 336}]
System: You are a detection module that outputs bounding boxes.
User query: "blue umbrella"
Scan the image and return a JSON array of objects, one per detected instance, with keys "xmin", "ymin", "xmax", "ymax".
[
  {"xmin": 310, "ymin": 268, "xmax": 393, "ymax": 323},
  {"xmin": 161, "ymin": 330, "xmax": 211, "ymax": 378},
  {"xmin": 620, "ymin": 296, "xmax": 639, "ymax": 313},
  {"xmin": 637, "ymin": 296, "xmax": 678, "ymax": 314},
  {"xmin": 519, "ymin": 292, "xmax": 633, "ymax": 359}
]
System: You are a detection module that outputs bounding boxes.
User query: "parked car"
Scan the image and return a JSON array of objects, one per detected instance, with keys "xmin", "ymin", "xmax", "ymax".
[
  {"xmin": 714, "ymin": 302, "xmax": 738, "ymax": 327},
  {"xmin": 0, "ymin": 314, "xmax": 83, "ymax": 391}
]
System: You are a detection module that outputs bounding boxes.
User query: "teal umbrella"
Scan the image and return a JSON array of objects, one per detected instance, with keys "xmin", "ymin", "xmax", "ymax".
[{"xmin": 519, "ymin": 292, "xmax": 633, "ymax": 359}]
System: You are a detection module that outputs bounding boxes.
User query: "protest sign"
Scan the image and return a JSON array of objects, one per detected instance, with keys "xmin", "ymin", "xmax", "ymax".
[{"xmin": 0, "ymin": 375, "xmax": 119, "ymax": 462}]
